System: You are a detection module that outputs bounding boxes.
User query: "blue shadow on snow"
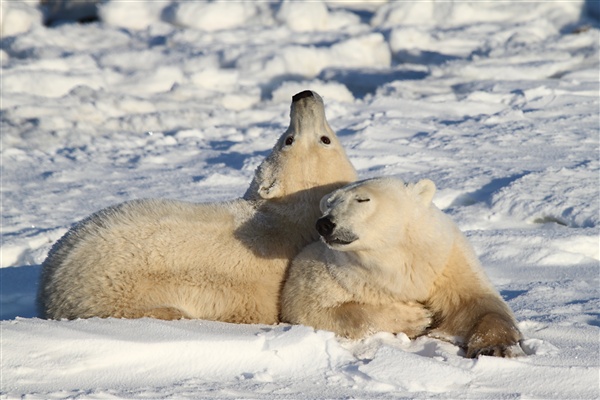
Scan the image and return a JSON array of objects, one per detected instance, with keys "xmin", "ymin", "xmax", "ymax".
[{"xmin": 0, "ymin": 265, "xmax": 41, "ymax": 320}]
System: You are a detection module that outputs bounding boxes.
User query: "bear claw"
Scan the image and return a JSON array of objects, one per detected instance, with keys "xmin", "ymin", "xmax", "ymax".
[{"xmin": 467, "ymin": 342, "xmax": 525, "ymax": 358}]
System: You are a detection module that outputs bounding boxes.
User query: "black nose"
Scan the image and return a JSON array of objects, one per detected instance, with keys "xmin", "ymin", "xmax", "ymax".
[
  {"xmin": 292, "ymin": 90, "xmax": 314, "ymax": 102},
  {"xmin": 316, "ymin": 217, "xmax": 336, "ymax": 237}
]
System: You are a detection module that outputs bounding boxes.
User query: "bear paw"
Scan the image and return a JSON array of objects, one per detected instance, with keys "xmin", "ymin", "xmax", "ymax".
[
  {"xmin": 368, "ymin": 301, "xmax": 433, "ymax": 339},
  {"xmin": 467, "ymin": 342, "xmax": 526, "ymax": 358},
  {"xmin": 466, "ymin": 313, "xmax": 524, "ymax": 358}
]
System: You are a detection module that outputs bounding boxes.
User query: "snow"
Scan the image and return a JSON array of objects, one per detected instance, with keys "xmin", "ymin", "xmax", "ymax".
[{"xmin": 1, "ymin": 0, "xmax": 599, "ymax": 398}]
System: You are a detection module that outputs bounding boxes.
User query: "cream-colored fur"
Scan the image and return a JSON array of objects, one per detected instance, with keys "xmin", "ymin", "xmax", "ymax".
[
  {"xmin": 38, "ymin": 90, "xmax": 357, "ymax": 323},
  {"xmin": 281, "ymin": 177, "xmax": 523, "ymax": 358}
]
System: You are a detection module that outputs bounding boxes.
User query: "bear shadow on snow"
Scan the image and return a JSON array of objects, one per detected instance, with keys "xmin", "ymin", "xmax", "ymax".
[
  {"xmin": 233, "ymin": 183, "xmax": 352, "ymax": 259},
  {"xmin": 0, "ymin": 265, "xmax": 41, "ymax": 320}
]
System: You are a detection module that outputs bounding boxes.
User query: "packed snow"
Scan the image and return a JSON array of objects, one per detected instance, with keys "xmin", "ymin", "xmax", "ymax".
[{"xmin": 2, "ymin": 1, "xmax": 599, "ymax": 399}]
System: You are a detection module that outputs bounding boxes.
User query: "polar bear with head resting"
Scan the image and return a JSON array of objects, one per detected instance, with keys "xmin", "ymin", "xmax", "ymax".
[
  {"xmin": 38, "ymin": 90, "xmax": 357, "ymax": 324},
  {"xmin": 281, "ymin": 177, "xmax": 523, "ymax": 358}
]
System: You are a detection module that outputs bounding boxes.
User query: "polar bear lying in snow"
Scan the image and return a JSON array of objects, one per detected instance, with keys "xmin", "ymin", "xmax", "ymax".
[
  {"xmin": 38, "ymin": 90, "xmax": 357, "ymax": 323},
  {"xmin": 281, "ymin": 177, "xmax": 523, "ymax": 358}
]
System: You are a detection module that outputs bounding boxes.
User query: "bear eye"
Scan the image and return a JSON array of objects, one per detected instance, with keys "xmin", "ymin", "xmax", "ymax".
[
  {"xmin": 320, "ymin": 136, "xmax": 331, "ymax": 145},
  {"xmin": 285, "ymin": 136, "xmax": 294, "ymax": 146},
  {"xmin": 356, "ymin": 198, "xmax": 370, "ymax": 203}
]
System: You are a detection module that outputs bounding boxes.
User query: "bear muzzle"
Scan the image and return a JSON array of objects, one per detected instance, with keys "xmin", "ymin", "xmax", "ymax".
[
  {"xmin": 316, "ymin": 216, "xmax": 358, "ymax": 246},
  {"xmin": 316, "ymin": 216, "xmax": 336, "ymax": 237}
]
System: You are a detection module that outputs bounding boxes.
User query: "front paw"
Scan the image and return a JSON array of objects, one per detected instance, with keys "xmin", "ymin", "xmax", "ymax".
[
  {"xmin": 467, "ymin": 342, "xmax": 525, "ymax": 358},
  {"xmin": 404, "ymin": 305, "xmax": 433, "ymax": 338},
  {"xmin": 371, "ymin": 302, "xmax": 432, "ymax": 338}
]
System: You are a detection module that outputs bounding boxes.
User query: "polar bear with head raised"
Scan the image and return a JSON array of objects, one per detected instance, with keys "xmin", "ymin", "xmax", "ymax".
[
  {"xmin": 281, "ymin": 177, "xmax": 523, "ymax": 358},
  {"xmin": 38, "ymin": 90, "xmax": 357, "ymax": 324}
]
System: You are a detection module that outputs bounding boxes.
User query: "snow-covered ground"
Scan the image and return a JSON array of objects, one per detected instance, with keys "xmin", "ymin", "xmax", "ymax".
[{"xmin": 2, "ymin": 1, "xmax": 599, "ymax": 398}]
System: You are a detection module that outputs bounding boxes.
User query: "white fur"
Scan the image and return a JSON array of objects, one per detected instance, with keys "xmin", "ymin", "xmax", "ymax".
[
  {"xmin": 281, "ymin": 177, "xmax": 523, "ymax": 358},
  {"xmin": 38, "ymin": 91, "xmax": 357, "ymax": 323}
]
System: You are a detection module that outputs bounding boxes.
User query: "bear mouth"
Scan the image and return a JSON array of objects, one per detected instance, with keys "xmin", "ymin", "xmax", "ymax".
[
  {"xmin": 321, "ymin": 230, "xmax": 358, "ymax": 247},
  {"xmin": 324, "ymin": 237, "xmax": 356, "ymax": 246}
]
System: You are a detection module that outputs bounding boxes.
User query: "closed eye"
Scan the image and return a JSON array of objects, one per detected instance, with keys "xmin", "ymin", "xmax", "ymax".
[{"xmin": 356, "ymin": 198, "xmax": 370, "ymax": 203}]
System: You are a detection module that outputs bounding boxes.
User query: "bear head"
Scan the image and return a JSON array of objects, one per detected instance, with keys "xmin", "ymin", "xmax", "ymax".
[
  {"xmin": 316, "ymin": 177, "xmax": 438, "ymax": 252},
  {"xmin": 244, "ymin": 90, "xmax": 357, "ymax": 201}
]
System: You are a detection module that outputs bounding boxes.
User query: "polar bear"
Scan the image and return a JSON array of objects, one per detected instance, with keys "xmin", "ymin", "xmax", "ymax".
[
  {"xmin": 281, "ymin": 177, "xmax": 523, "ymax": 358},
  {"xmin": 38, "ymin": 90, "xmax": 357, "ymax": 323}
]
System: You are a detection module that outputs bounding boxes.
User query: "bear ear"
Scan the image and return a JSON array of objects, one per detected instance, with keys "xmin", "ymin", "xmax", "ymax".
[
  {"xmin": 243, "ymin": 158, "xmax": 284, "ymax": 200},
  {"xmin": 319, "ymin": 194, "xmax": 330, "ymax": 213},
  {"xmin": 415, "ymin": 179, "xmax": 436, "ymax": 205},
  {"xmin": 244, "ymin": 178, "xmax": 282, "ymax": 200},
  {"xmin": 258, "ymin": 180, "xmax": 282, "ymax": 199}
]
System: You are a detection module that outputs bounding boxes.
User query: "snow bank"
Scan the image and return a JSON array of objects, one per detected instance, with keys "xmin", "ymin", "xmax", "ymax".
[
  {"xmin": 276, "ymin": 1, "xmax": 360, "ymax": 32},
  {"xmin": 164, "ymin": 1, "xmax": 262, "ymax": 32},
  {"xmin": 4, "ymin": 317, "xmax": 599, "ymax": 399},
  {"xmin": 98, "ymin": 1, "xmax": 165, "ymax": 31},
  {"xmin": 3, "ymin": 319, "xmax": 353, "ymax": 394},
  {"xmin": 490, "ymin": 164, "xmax": 600, "ymax": 228},
  {"xmin": 372, "ymin": 1, "xmax": 583, "ymax": 28},
  {"xmin": 99, "ymin": 0, "xmax": 360, "ymax": 33},
  {"xmin": 237, "ymin": 33, "xmax": 391, "ymax": 85}
]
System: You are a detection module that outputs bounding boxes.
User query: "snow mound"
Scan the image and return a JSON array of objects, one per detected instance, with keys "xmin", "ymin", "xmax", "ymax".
[
  {"xmin": 490, "ymin": 164, "xmax": 600, "ymax": 228},
  {"xmin": 98, "ymin": 1, "xmax": 165, "ymax": 31},
  {"xmin": 0, "ymin": 0, "xmax": 42, "ymax": 37},
  {"xmin": 164, "ymin": 1, "xmax": 262, "ymax": 32},
  {"xmin": 3, "ymin": 319, "xmax": 354, "ymax": 394},
  {"xmin": 238, "ymin": 33, "xmax": 391, "ymax": 84}
]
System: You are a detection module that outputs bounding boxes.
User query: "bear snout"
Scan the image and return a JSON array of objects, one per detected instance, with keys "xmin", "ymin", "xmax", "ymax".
[
  {"xmin": 292, "ymin": 90, "xmax": 314, "ymax": 102},
  {"xmin": 316, "ymin": 217, "xmax": 336, "ymax": 237}
]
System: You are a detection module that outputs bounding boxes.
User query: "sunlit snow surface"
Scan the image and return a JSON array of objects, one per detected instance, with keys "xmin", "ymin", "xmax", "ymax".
[{"xmin": 1, "ymin": 1, "xmax": 599, "ymax": 399}]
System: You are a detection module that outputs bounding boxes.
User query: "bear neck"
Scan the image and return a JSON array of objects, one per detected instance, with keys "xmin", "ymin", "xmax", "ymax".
[
  {"xmin": 247, "ymin": 195, "xmax": 323, "ymax": 253},
  {"xmin": 325, "ymin": 248, "xmax": 409, "ymax": 300},
  {"xmin": 342, "ymin": 245, "xmax": 439, "ymax": 301},
  {"xmin": 258, "ymin": 181, "xmax": 351, "ymax": 235}
]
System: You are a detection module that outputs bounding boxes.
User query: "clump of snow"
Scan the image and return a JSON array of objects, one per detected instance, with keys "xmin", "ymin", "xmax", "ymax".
[
  {"xmin": 97, "ymin": 1, "xmax": 165, "ymax": 31},
  {"xmin": 2, "ymin": 0, "xmax": 598, "ymax": 398},
  {"xmin": 0, "ymin": 0, "xmax": 43, "ymax": 37},
  {"xmin": 164, "ymin": 1, "xmax": 262, "ymax": 32},
  {"xmin": 276, "ymin": 1, "xmax": 329, "ymax": 32},
  {"xmin": 275, "ymin": 1, "xmax": 360, "ymax": 32}
]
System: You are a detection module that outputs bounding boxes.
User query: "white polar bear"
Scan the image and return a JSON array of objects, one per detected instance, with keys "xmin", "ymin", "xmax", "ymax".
[
  {"xmin": 281, "ymin": 177, "xmax": 523, "ymax": 358},
  {"xmin": 38, "ymin": 90, "xmax": 357, "ymax": 323}
]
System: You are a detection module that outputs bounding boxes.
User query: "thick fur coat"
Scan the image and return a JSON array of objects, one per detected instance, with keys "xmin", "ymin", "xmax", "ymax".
[
  {"xmin": 38, "ymin": 90, "xmax": 357, "ymax": 323},
  {"xmin": 281, "ymin": 177, "xmax": 523, "ymax": 358}
]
